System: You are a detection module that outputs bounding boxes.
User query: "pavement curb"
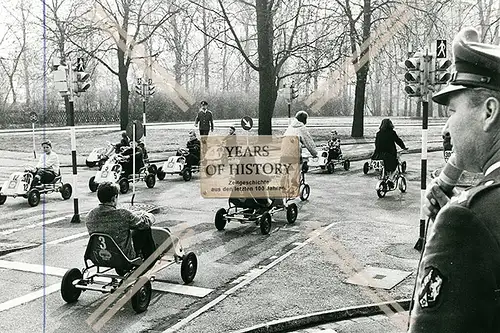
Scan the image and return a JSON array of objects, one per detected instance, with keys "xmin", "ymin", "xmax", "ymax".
[{"xmin": 231, "ymin": 299, "xmax": 411, "ymax": 333}]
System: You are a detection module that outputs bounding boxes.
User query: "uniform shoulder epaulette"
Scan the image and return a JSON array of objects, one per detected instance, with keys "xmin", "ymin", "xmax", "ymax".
[{"xmin": 458, "ymin": 180, "xmax": 500, "ymax": 208}]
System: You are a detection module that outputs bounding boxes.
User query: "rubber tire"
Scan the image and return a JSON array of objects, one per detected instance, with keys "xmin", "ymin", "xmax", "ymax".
[
  {"xmin": 0, "ymin": 193, "xmax": 6, "ymax": 205},
  {"xmin": 286, "ymin": 203, "xmax": 298, "ymax": 224},
  {"xmin": 376, "ymin": 181, "xmax": 387, "ymax": 198},
  {"xmin": 131, "ymin": 280, "xmax": 152, "ymax": 314},
  {"xmin": 61, "ymin": 183, "xmax": 72, "ymax": 200},
  {"xmin": 145, "ymin": 174, "xmax": 156, "ymax": 188},
  {"xmin": 401, "ymin": 161, "xmax": 407, "ymax": 174},
  {"xmin": 327, "ymin": 162, "xmax": 334, "ymax": 174},
  {"xmin": 89, "ymin": 176, "xmax": 98, "ymax": 192},
  {"xmin": 61, "ymin": 268, "xmax": 83, "ymax": 303},
  {"xmin": 215, "ymin": 208, "xmax": 227, "ymax": 231},
  {"xmin": 398, "ymin": 176, "xmax": 407, "ymax": 193},
  {"xmin": 148, "ymin": 164, "xmax": 158, "ymax": 174},
  {"xmin": 259, "ymin": 212, "xmax": 272, "ymax": 235},
  {"xmin": 181, "ymin": 252, "xmax": 198, "ymax": 284},
  {"xmin": 300, "ymin": 184, "xmax": 310, "ymax": 201},
  {"xmin": 363, "ymin": 162, "xmax": 369, "ymax": 174},
  {"xmin": 28, "ymin": 189, "xmax": 40, "ymax": 207},
  {"xmin": 86, "ymin": 160, "xmax": 95, "ymax": 168},
  {"xmin": 301, "ymin": 162, "xmax": 309, "ymax": 174},
  {"xmin": 182, "ymin": 168, "xmax": 192, "ymax": 181},
  {"xmin": 157, "ymin": 168, "xmax": 166, "ymax": 181},
  {"xmin": 344, "ymin": 160, "xmax": 350, "ymax": 171},
  {"xmin": 118, "ymin": 178, "xmax": 129, "ymax": 194}
]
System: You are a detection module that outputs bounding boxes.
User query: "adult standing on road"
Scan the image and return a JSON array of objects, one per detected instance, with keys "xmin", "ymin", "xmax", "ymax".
[
  {"xmin": 409, "ymin": 27, "xmax": 500, "ymax": 332},
  {"xmin": 194, "ymin": 100, "xmax": 214, "ymax": 136}
]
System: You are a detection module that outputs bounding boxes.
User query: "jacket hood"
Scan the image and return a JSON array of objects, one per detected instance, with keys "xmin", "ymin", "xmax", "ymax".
[{"xmin": 290, "ymin": 118, "xmax": 305, "ymax": 128}]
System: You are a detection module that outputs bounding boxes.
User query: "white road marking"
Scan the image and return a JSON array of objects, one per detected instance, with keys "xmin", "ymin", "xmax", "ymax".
[
  {"xmin": 47, "ymin": 232, "xmax": 88, "ymax": 245},
  {"xmin": 0, "ymin": 259, "xmax": 67, "ymax": 277},
  {"xmin": 0, "ymin": 283, "xmax": 60, "ymax": 312},
  {"xmin": 0, "ymin": 214, "xmax": 72, "ymax": 236},
  {"xmin": 153, "ymin": 282, "xmax": 213, "ymax": 298},
  {"xmin": 162, "ymin": 221, "xmax": 340, "ymax": 333}
]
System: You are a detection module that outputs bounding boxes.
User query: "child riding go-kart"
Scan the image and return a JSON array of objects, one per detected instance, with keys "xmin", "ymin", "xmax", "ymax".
[
  {"xmin": 88, "ymin": 147, "xmax": 156, "ymax": 194},
  {"xmin": 156, "ymin": 148, "xmax": 199, "ymax": 182},
  {"xmin": 60, "ymin": 226, "xmax": 198, "ymax": 313},
  {"xmin": 302, "ymin": 144, "xmax": 350, "ymax": 174},
  {"xmin": 0, "ymin": 166, "xmax": 72, "ymax": 207},
  {"xmin": 86, "ymin": 142, "xmax": 116, "ymax": 168}
]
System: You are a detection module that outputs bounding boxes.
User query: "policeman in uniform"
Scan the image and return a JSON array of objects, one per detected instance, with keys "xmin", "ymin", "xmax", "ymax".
[{"xmin": 409, "ymin": 27, "xmax": 500, "ymax": 332}]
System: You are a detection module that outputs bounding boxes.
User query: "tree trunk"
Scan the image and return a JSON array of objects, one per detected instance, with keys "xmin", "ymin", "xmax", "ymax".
[
  {"xmin": 351, "ymin": 63, "xmax": 369, "ymax": 137},
  {"xmin": 256, "ymin": 0, "xmax": 276, "ymax": 135},
  {"xmin": 203, "ymin": 0, "xmax": 210, "ymax": 91},
  {"xmin": 118, "ymin": 48, "xmax": 129, "ymax": 130}
]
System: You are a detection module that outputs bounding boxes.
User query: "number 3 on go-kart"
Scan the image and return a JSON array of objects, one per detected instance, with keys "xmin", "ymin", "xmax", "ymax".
[{"xmin": 0, "ymin": 167, "xmax": 72, "ymax": 207}]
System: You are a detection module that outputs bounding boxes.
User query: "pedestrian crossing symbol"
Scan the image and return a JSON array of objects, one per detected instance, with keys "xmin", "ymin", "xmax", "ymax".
[{"xmin": 436, "ymin": 40, "xmax": 447, "ymax": 59}]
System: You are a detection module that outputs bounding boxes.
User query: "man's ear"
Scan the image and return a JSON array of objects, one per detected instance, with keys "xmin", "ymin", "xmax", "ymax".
[{"xmin": 483, "ymin": 97, "xmax": 500, "ymax": 132}]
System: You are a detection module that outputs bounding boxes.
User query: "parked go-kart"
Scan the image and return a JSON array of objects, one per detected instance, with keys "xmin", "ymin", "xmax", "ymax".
[
  {"xmin": 156, "ymin": 148, "xmax": 199, "ymax": 182},
  {"xmin": 86, "ymin": 142, "xmax": 116, "ymax": 168},
  {"xmin": 0, "ymin": 167, "xmax": 72, "ymax": 207},
  {"xmin": 60, "ymin": 227, "xmax": 198, "ymax": 313},
  {"xmin": 88, "ymin": 154, "xmax": 156, "ymax": 194}
]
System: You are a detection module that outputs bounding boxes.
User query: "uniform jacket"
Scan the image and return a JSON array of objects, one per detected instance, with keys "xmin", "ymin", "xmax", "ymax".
[
  {"xmin": 86, "ymin": 204, "xmax": 154, "ymax": 259},
  {"xmin": 282, "ymin": 118, "xmax": 318, "ymax": 158},
  {"xmin": 408, "ymin": 167, "xmax": 500, "ymax": 332},
  {"xmin": 195, "ymin": 110, "xmax": 214, "ymax": 131}
]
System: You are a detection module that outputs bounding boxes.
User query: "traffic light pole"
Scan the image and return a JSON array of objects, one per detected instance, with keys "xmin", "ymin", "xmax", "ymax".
[
  {"xmin": 414, "ymin": 50, "xmax": 431, "ymax": 251},
  {"xmin": 67, "ymin": 62, "xmax": 80, "ymax": 224},
  {"xmin": 287, "ymin": 101, "xmax": 291, "ymax": 125},
  {"xmin": 142, "ymin": 92, "xmax": 146, "ymax": 148}
]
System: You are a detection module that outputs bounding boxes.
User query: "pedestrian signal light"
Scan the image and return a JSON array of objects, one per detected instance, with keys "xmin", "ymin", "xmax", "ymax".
[
  {"xmin": 404, "ymin": 55, "xmax": 422, "ymax": 97},
  {"xmin": 135, "ymin": 83, "xmax": 143, "ymax": 96},
  {"xmin": 148, "ymin": 84, "xmax": 156, "ymax": 97},
  {"xmin": 76, "ymin": 71, "xmax": 91, "ymax": 93},
  {"xmin": 435, "ymin": 58, "xmax": 452, "ymax": 85}
]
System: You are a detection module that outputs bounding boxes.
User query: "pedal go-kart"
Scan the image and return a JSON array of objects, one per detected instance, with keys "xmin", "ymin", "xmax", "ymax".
[
  {"xmin": 156, "ymin": 148, "xmax": 199, "ymax": 182},
  {"xmin": 88, "ymin": 154, "xmax": 156, "ymax": 194},
  {"xmin": 302, "ymin": 145, "xmax": 350, "ymax": 174},
  {"xmin": 0, "ymin": 167, "xmax": 72, "ymax": 207},
  {"xmin": 214, "ymin": 170, "xmax": 309, "ymax": 235},
  {"xmin": 374, "ymin": 151, "xmax": 408, "ymax": 198},
  {"xmin": 363, "ymin": 156, "xmax": 407, "ymax": 177},
  {"xmin": 60, "ymin": 227, "xmax": 198, "ymax": 313},
  {"xmin": 86, "ymin": 142, "xmax": 116, "ymax": 168}
]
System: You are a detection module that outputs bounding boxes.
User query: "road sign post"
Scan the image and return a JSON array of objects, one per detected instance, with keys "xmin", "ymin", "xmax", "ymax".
[{"xmin": 29, "ymin": 112, "xmax": 38, "ymax": 159}]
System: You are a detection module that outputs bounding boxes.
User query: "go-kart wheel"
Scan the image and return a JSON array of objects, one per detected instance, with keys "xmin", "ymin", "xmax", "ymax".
[
  {"xmin": 299, "ymin": 184, "xmax": 310, "ymax": 201},
  {"xmin": 0, "ymin": 192, "xmax": 6, "ymax": 205},
  {"xmin": 145, "ymin": 173, "xmax": 156, "ymax": 188},
  {"xmin": 181, "ymin": 252, "xmax": 198, "ymax": 284},
  {"xmin": 215, "ymin": 208, "xmax": 227, "ymax": 231},
  {"xmin": 344, "ymin": 159, "xmax": 350, "ymax": 171},
  {"xmin": 398, "ymin": 176, "xmax": 407, "ymax": 193},
  {"xmin": 89, "ymin": 176, "xmax": 98, "ymax": 192},
  {"xmin": 118, "ymin": 178, "xmax": 129, "ymax": 194},
  {"xmin": 148, "ymin": 164, "xmax": 158, "ymax": 174},
  {"xmin": 156, "ymin": 167, "xmax": 166, "ymax": 181},
  {"xmin": 61, "ymin": 268, "xmax": 83, "ymax": 303},
  {"xmin": 115, "ymin": 268, "xmax": 129, "ymax": 276},
  {"xmin": 327, "ymin": 162, "xmax": 334, "ymax": 174},
  {"xmin": 131, "ymin": 280, "xmax": 152, "ymax": 314},
  {"xmin": 286, "ymin": 203, "xmax": 298, "ymax": 224},
  {"xmin": 61, "ymin": 183, "xmax": 72, "ymax": 200},
  {"xmin": 376, "ymin": 181, "xmax": 387, "ymax": 198},
  {"xmin": 363, "ymin": 162, "xmax": 369, "ymax": 174},
  {"xmin": 85, "ymin": 160, "xmax": 96, "ymax": 168},
  {"xmin": 28, "ymin": 189, "xmax": 40, "ymax": 207},
  {"xmin": 301, "ymin": 162, "xmax": 309, "ymax": 174},
  {"xmin": 259, "ymin": 212, "xmax": 272, "ymax": 235},
  {"xmin": 182, "ymin": 168, "xmax": 192, "ymax": 181},
  {"xmin": 401, "ymin": 161, "xmax": 407, "ymax": 174}
]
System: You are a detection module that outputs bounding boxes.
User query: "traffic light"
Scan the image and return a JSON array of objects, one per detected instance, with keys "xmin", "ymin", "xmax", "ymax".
[
  {"xmin": 53, "ymin": 65, "xmax": 68, "ymax": 95},
  {"xmin": 434, "ymin": 58, "xmax": 452, "ymax": 85},
  {"xmin": 135, "ymin": 83, "xmax": 143, "ymax": 96},
  {"xmin": 290, "ymin": 82, "xmax": 299, "ymax": 100},
  {"xmin": 148, "ymin": 84, "xmax": 156, "ymax": 97},
  {"xmin": 404, "ymin": 53, "xmax": 423, "ymax": 97},
  {"xmin": 76, "ymin": 71, "xmax": 91, "ymax": 93}
]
